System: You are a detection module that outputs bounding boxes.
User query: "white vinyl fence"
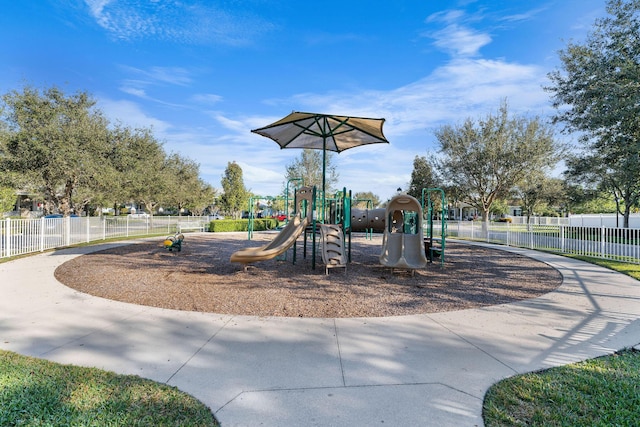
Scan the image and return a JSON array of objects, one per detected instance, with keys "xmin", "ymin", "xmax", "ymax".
[
  {"xmin": 443, "ymin": 221, "xmax": 640, "ymax": 264},
  {"xmin": 0, "ymin": 216, "xmax": 210, "ymax": 259}
]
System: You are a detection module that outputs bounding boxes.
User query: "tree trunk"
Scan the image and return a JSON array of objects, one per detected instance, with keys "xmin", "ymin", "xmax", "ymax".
[{"xmin": 481, "ymin": 209, "xmax": 490, "ymax": 236}]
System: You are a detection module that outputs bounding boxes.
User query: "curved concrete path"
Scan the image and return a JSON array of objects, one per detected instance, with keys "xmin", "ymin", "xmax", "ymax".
[{"xmin": 1, "ymin": 240, "xmax": 640, "ymax": 426}]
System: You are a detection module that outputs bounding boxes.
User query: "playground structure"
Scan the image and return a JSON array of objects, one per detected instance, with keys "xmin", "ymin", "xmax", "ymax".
[
  {"xmin": 319, "ymin": 224, "xmax": 347, "ymax": 275},
  {"xmin": 379, "ymin": 194, "xmax": 429, "ymax": 273},
  {"xmin": 350, "ymin": 206, "xmax": 386, "ymax": 234},
  {"xmin": 230, "ymin": 186, "xmax": 315, "ymax": 269},
  {"xmin": 232, "ymin": 183, "xmax": 447, "ymax": 273},
  {"xmin": 163, "ymin": 233, "xmax": 184, "ymax": 252},
  {"xmin": 422, "ymin": 188, "xmax": 447, "ymax": 267}
]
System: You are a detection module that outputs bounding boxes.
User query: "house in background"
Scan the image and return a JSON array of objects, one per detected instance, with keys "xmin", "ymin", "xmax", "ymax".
[{"xmin": 3, "ymin": 191, "xmax": 44, "ymax": 218}]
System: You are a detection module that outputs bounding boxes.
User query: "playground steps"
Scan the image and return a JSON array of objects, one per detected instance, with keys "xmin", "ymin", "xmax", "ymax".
[{"xmin": 319, "ymin": 224, "xmax": 347, "ymax": 275}]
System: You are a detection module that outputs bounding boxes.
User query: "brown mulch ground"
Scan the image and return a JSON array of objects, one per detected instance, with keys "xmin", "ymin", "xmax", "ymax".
[{"xmin": 54, "ymin": 232, "xmax": 563, "ymax": 318}]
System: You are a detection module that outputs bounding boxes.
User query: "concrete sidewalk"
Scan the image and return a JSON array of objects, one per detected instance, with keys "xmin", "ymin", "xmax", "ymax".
[{"xmin": 1, "ymin": 241, "xmax": 640, "ymax": 426}]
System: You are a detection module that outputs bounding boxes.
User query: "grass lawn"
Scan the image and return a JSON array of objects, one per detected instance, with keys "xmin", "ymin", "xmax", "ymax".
[
  {"xmin": 0, "ymin": 350, "xmax": 218, "ymax": 426},
  {"xmin": 483, "ymin": 256, "xmax": 640, "ymax": 426}
]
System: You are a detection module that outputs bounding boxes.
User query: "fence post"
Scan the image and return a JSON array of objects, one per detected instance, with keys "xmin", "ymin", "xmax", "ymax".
[
  {"xmin": 102, "ymin": 217, "xmax": 106, "ymax": 240},
  {"xmin": 506, "ymin": 222, "xmax": 510, "ymax": 246},
  {"xmin": 529, "ymin": 226, "xmax": 534, "ymax": 250},
  {"xmin": 601, "ymin": 226, "xmax": 606, "ymax": 259},
  {"xmin": 126, "ymin": 215, "xmax": 130, "ymax": 237},
  {"xmin": 560, "ymin": 225, "xmax": 565, "ymax": 253},
  {"xmin": 5, "ymin": 218, "xmax": 10, "ymax": 258},
  {"xmin": 40, "ymin": 217, "xmax": 45, "ymax": 252},
  {"xmin": 86, "ymin": 216, "xmax": 90, "ymax": 243}
]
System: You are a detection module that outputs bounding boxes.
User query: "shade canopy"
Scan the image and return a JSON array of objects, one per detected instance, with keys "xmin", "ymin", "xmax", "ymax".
[
  {"xmin": 251, "ymin": 111, "xmax": 390, "ymax": 153},
  {"xmin": 251, "ymin": 112, "xmax": 390, "ymax": 220}
]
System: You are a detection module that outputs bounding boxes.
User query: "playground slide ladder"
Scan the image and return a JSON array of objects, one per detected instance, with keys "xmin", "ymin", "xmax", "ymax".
[{"xmin": 319, "ymin": 224, "xmax": 347, "ymax": 275}]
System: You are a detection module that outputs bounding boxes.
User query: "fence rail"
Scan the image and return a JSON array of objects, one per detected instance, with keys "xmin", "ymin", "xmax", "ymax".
[
  {"xmin": 4, "ymin": 216, "xmax": 640, "ymax": 265},
  {"xmin": 440, "ymin": 221, "xmax": 640, "ymax": 264},
  {"xmin": 0, "ymin": 216, "xmax": 209, "ymax": 259}
]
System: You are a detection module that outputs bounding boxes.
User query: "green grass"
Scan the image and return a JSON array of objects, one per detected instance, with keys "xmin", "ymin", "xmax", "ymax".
[
  {"xmin": 566, "ymin": 254, "xmax": 640, "ymax": 280},
  {"xmin": 0, "ymin": 350, "xmax": 219, "ymax": 426},
  {"xmin": 483, "ymin": 348, "xmax": 640, "ymax": 426},
  {"xmin": 483, "ymin": 255, "xmax": 640, "ymax": 426}
]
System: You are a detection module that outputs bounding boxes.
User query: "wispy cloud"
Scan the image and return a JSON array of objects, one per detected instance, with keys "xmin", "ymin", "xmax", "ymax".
[
  {"xmin": 423, "ymin": 9, "xmax": 491, "ymax": 57},
  {"xmin": 429, "ymin": 24, "xmax": 491, "ymax": 57},
  {"xmin": 116, "ymin": 66, "xmax": 193, "ymax": 107},
  {"xmin": 82, "ymin": 0, "xmax": 273, "ymax": 46},
  {"xmin": 120, "ymin": 66, "xmax": 193, "ymax": 86},
  {"xmin": 267, "ymin": 58, "xmax": 548, "ymax": 139},
  {"xmin": 501, "ymin": 7, "xmax": 548, "ymax": 23},
  {"xmin": 191, "ymin": 94, "xmax": 223, "ymax": 105},
  {"xmin": 99, "ymin": 98, "xmax": 171, "ymax": 133}
]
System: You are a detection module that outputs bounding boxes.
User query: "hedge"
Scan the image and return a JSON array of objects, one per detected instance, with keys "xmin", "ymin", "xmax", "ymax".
[{"xmin": 208, "ymin": 218, "xmax": 278, "ymax": 232}]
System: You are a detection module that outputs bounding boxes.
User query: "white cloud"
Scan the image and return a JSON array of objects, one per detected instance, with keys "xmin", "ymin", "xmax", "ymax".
[
  {"xmin": 191, "ymin": 93, "xmax": 223, "ymax": 105},
  {"xmin": 82, "ymin": 0, "xmax": 273, "ymax": 46},
  {"xmin": 99, "ymin": 98, "xmax": 171, "ymax": 133},
  {"xmin": 119, "ymin": 65, "xmax": 193, "ymax": 86},
  {"xmin": 429, "ymin": 24, "xmax": 492, "ymax": 57}
]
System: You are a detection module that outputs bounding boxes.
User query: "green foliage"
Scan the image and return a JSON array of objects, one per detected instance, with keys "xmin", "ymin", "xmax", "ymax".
[
  {"xmin": 514, "ymin": 174, "xmax": 567, "ymax": 221},
  {"xmin": 435, "ymin": 100, "xmax": 560, "ymax": 223},
  {"xmin": 407, "ymin": 155, "xmax": 439, "ymax": 201},
  {"xmin": 284, "ymin": 149, "xmax": 338, "ymax": 194},
  {"xmin": 0, "ymin": 85, "xmax": 110, "ymax": 215},
  {"xmin": 208, "ymin": 218, "xmax": 277, "ymax": 232},
  {"xmin": 547, "ymin": 0, "xmax": 640, "ymax": 227},
  {"xmin": 0, "ymin": 85, "xmax": 214, "ymax": 217},
  {"xmin": 352, "ymin": 191, "xmax": 381, "ymax": 208},
  {"xmin": 0, "ymin": 349, "xmax": 218, "ymax": 426},
  {"xmin": 162, "ymin": 153, "xmax": 216, "ymax": 215},
  {"xmin": 0, "ymin": 186, "xmax": 16, "ymax": 214},
  {"xmin": 220, "ymin": 161, "xmax": 248, "ymax": 218}
]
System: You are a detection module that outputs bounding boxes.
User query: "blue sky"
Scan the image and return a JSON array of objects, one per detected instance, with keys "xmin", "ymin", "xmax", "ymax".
[{"xmin": 1, "ymin": 0, "xmax": 606, "ymax": 201}]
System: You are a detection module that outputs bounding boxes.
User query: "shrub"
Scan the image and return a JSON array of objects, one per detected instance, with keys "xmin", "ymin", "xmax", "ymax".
[{"xmin": 208, "ymin": 218, "xmax": 278, "ymax": 232}]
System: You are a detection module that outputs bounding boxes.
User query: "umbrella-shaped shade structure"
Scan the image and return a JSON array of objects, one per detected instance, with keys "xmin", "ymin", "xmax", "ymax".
[{"xmin": 251, "ymin": 111, "xmax": 390, "ymax": 219}]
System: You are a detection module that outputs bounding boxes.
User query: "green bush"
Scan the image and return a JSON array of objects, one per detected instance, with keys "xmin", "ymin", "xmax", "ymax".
[{"xmin": 208, "ymin": 218, "xmax": 278, "ymax": 232}]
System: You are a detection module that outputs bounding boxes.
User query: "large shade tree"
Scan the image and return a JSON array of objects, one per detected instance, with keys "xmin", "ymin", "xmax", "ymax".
[
  {"xmin": 546, "ymin": 0, "xmax": 640, "ymax": 227},
  {"xmin": 434, "ymin": 102, "xmax": 560, "ymax": 228},
  {"xmin": 0, "ymin": 86, "xmax": 110, "ymax": 216},
  {"xmin": 109, "ymin": 125, "xmax": 168, "ymax": 215}
]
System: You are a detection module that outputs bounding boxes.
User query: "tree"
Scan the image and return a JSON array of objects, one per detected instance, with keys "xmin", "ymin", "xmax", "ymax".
[
  {"xmin": 407, "ymin": 155, "xmax": 439, "ymax": 200},
  {"xmin": 163, "ymin": 153, "xmax": 202, "ymax": 215},
  {"xmin": 352, "ymin": 191, "xmax": 381, "ymax": 209},
  {"xmin": 185, "ymin": 180, "xmax": 217, "ymax": 216},
  {"xmin": 513, "ymin": 173, "xmax": 566, "ymax": 224},
  {"xmin": 220, "ymin": 161, "xmax": 248, "ymax": 218},
  {"xmin": 546, "ymin": 0, "xmax": 640, "ymax": 227},
  {"xmin": 0, "ymin": 86, "xmax": 110, "ymax": 216},
  {"xmin": 434, "ymin": 101, "xmax": 559, "ymax": 228},
  {"xmin": 284, "ymin": 149, "xmax": 338, "ymax": 196},
  {"xmin": 0, "ymin": 186, "xmax": 16, "ymax": 215},
  {"xmin": 110, "ymin": 125, "xmax": 167, "ymax": 215}
]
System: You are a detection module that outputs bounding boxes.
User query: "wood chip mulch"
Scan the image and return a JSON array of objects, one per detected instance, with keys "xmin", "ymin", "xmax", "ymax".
[{"xmin": 54, "ymin": 232, "xmax": 562, "ymax": 318}]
